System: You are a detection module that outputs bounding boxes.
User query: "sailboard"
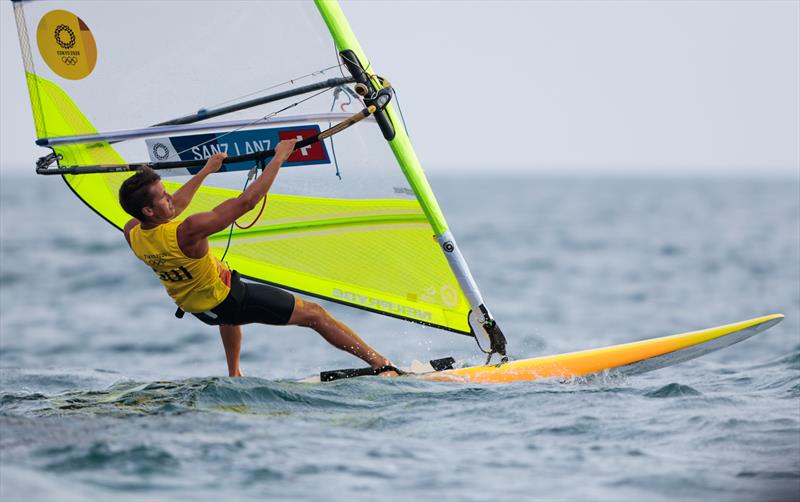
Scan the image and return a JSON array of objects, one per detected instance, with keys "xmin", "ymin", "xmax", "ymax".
[
  {"xmin": 12, "ymin": 1, "xmax": 782, "ymax": 380},
  {"xmin": 421, "ymin": 314, "xmax": 784, "ymax": 384}
]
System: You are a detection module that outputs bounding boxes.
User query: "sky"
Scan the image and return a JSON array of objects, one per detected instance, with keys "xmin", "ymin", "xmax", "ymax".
[{"xmin": 1, "ymin": 0, "xmax": 798, "ymax": 175}]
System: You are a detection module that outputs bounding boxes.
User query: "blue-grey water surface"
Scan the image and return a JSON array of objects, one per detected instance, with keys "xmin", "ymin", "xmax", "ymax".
[{"xmin": 1, "ymin": 171, "xmax": 798, "ymax": 501}]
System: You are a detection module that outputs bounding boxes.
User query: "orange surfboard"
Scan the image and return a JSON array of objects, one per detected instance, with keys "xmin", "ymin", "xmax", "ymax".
[{"xmin": 423, "ymin": 314, "xmax": 784, "ymax": 384}]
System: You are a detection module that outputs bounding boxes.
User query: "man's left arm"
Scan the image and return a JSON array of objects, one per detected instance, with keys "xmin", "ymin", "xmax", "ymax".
[
  {"xmin": 171, "ymin": 152, "xmax": 227, "ymax": 216},
  {"xmin": 122, "ymin": 218, "xmax": 139, "ymax": 246}
]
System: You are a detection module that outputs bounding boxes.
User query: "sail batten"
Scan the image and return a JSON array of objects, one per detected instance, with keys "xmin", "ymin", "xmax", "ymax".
[
  {"xmin": 153, "ymin": 77, "xmax": 355, "ymax": 127},
  {"xmin": 38, "ymin": 113, "xmax": 376, "ymax": 147},
  {"xmin": 207, "ymin": 215, "xmax": 429, "ymax": 241}
]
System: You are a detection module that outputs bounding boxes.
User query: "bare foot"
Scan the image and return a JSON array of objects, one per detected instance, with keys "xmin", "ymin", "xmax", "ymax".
[{"xmin": 373, "ymin": 363, "xmax": 400, "ymax": 377}]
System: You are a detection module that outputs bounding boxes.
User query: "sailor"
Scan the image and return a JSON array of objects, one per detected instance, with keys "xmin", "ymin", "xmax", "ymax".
[{"xmin": 118, "ymin": 139, "xmax": 397, "ymax": 377}]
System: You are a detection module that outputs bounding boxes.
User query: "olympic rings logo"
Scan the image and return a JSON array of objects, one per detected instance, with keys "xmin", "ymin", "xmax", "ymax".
[
  {"xmin": 54, "ymin": 25, "xmax": 76, "ymax": 49},
  {"xmin": 153, "ymin": 143, "xmax": 170, "ymax": 161},
  {"xmin": 61, "ymin": 57, "xmax": 78, "ymax": 65}
]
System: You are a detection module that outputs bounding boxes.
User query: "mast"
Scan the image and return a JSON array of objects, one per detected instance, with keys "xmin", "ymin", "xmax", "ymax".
[{"xmin": 314, "ymin": 0, "xmax": 507, "ymax": 361}]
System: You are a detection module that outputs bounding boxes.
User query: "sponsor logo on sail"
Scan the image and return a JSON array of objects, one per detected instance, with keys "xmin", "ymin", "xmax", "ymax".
[
  {"xmin": 152, "ymin": 142, "xmax": 170, "ymax": 161},
  {"xmin": 440, "ymin": 285, "xmax": 459, "ymax": 308},
  {"xmin": 54, "ymin": 24, "xmax": 76, "ymax": 49},
  {"xmin": 37, "ymin": 10, "xmax": 97, "ymax": 80},
  {"xmin": 333, "ymin": 288, "xmax": 432, "ymax": 322}
]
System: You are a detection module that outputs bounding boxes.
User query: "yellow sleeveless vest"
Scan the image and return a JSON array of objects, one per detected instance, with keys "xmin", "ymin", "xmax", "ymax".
[{"xmin": 128, "ymin": 220, "xmax": 230, "ymax": 313}]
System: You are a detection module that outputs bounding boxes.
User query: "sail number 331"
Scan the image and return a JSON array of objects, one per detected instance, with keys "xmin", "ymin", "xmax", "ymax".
[{"xmin": 154, "ymin": 267, "xmax": 194, "ymax": 282}]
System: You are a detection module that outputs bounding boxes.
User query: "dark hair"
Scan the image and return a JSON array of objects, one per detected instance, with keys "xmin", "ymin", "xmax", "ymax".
[{"xmin": 118, "ymin": 166, "xmax": 161, "ymax": 221}]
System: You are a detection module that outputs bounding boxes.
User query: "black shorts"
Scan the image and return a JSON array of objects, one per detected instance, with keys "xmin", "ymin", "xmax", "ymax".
[{"xmin": 192, "ymin": 271, "xmax": 295, "ymax": 326}]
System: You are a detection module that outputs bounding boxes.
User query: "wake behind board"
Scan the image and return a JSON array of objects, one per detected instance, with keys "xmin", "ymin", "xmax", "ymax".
[{"xmin": 315, "ymin": 314, "xmax": 783, "ymax": 384}]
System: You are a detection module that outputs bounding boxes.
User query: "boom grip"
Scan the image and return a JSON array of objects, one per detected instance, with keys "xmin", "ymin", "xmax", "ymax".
[{"xmin": 38, "ymin": 106, "xmax": 379, "ymax": 176}]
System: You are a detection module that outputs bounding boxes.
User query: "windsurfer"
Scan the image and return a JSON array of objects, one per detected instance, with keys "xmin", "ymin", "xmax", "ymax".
[{"xmin": 118, "ymin": 139, "xmax": 398, "ymax": 377}]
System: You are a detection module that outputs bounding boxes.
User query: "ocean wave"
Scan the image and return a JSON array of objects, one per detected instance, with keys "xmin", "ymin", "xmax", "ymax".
[
  {"xmin": 41, "ymin": 442, "xmax": 179, "ymax": 475},
  {"xmin": 1, "ymin": 377, "xmax": 435, "ymax": 418},
  {"xmin": 644, "ymin": 383, "xmax": 702, "ymax": 398},
  {"xmin": 748, "ymin": 347, "xmax": 800, "ymax": 370},
  {"xmin": 781, "ymin": 348, "xmax": 800, "ymax": 371}
]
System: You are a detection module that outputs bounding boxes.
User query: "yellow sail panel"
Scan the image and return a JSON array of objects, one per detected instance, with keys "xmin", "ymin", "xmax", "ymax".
[
  {"xmin": 164, "ymin": 183, "xmax": 473, "ymax": 333},
  {"xmin": 225, "ymin": 213, "xmax": 471, "ymax": 332},
  {"xmin": 14, "ymin": 1, "xmax": 475, "ymax": 335},
  {"xmin": 26, "ymin": 73, "xmax": 131, "ymax": 228}
]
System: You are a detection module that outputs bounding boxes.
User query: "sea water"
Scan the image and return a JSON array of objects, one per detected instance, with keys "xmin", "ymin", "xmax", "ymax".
[{"xmin": 1, "ymin": 170, "xmax": 798, "ymax": 501}]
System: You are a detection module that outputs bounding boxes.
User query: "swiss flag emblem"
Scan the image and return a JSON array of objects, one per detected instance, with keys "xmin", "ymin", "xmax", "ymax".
[{"xmin": 278, "ymin": 129, "xmax": 328, "ymax": 163}]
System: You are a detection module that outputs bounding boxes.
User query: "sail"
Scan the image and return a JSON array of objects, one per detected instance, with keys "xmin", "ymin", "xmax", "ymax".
[{"xmin": 13, "ymin": 0, "xmax": 506, "ymax": 355}]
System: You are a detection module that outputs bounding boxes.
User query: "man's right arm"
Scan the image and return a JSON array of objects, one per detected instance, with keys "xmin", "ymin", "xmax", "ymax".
[{"xmin": 179, "ymin": 138, "xmax": 297, "ymax": 242}]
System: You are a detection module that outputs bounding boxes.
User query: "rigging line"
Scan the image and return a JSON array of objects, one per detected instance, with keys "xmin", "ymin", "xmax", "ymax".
[
  {"xmin": 235, "ymin": 193, "xmax": 267, "ymax": 229},
  {"xmin": 334, "ymin": 43, "xmax": 348, "ymax": 79},
  {"xmin": 338, "ymin": 52, "xmax": 391, "ymax": 111},
  {"xmin": 333, "ymin": 48, "xmax": 382, "ymax": 109},
  {"xmin": 163, "ymin": 86, "xmax": 336, "ymax": 163},
  {"xmin": 202, "ymin": 64, "xmax": 346, "ymax": 110},
  {"xmin": 151, "ymin": 78, "xmax": 354, "ymax": 129},
  {"xmin": 234, "ymin": 164, "xmax": 268, "ymax": 229},
  {"xmin": 328, "ymin": 134, "xmax": 341, "ymax": 180},
  {"xmin": 328, "ymin": 89, "xmax": 347, "ymax": 180},
  {"xmin": 339, "ymin": 50, "xmax": 374, "ymax": 83},
  {"xmin": 342, "ymin": 85, "xmax": 365, "ymax": 108},
  {"xmin": 335, "ymin": 86, "xmax": 353, "ymax": 111},
  {"xmin": 391, "ymin": 87, "xmax": 410, "ymax": 138},
  {"xmin": 219, "ymin": 209, "xmax": 236, "ymax": 264},
  {"xmin": 220, "ymin": 163, "xmax": 259, "ymax": 263}
]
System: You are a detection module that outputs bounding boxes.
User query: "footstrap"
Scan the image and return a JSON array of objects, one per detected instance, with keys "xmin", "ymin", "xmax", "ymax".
[
  {"xmin": 371, "ymin": 365, "xmax": 405, "ymax": 376},
  {"xmin": 320, "ymin": 364, "xmax": 404, "ymax": 382}
]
